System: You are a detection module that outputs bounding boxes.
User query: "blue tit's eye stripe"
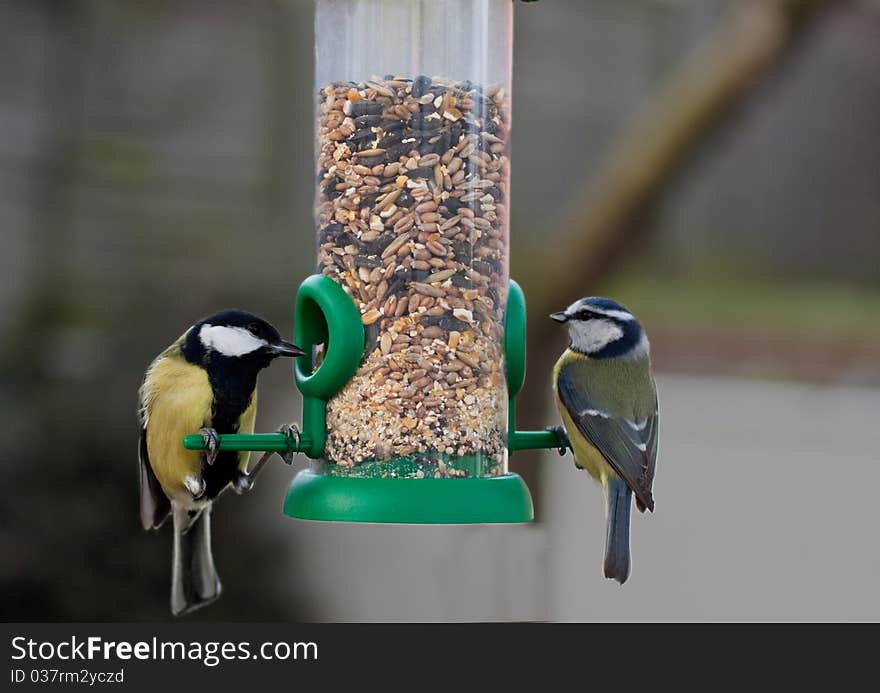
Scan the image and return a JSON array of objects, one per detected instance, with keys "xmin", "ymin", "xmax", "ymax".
[{"xmin": 575, "ymin": 307, "xmax": 633, "ymax": 322}]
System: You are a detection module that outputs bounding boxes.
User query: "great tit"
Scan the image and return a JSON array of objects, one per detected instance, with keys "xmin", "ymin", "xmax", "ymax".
[
  {"xmin": 138, "ymin": 310, "xmax": 303, "ymax": 615},
  {"xmin": 551, "ymin": 297, "xmax": 659, "ymax": 584}
]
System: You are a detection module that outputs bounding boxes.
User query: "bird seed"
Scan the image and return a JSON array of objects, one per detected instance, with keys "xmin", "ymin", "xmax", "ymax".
[{"xmin": 316, "ymin": 75, "xmax": 510, "ymax": 478}]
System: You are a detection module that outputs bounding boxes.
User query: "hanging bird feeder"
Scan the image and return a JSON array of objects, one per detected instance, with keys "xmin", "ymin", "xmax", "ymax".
[{"xmin": 184, "ymin": 0, "xmax": 562, "ymax": 523}]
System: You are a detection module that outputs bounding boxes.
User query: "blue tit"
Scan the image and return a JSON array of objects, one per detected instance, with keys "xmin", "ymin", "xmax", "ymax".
[
  {"xmin": 138, "ymin": 310, "xmax": 303, "ymax": 615},
  {"xmin": 551, "ymin": 297, "xmax": 659, "ymax": 584}
]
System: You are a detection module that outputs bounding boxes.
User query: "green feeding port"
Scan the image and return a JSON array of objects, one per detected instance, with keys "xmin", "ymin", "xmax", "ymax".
[{"xmin": 184, "ymin": 275, "xmax": 566, "ymax": 524}]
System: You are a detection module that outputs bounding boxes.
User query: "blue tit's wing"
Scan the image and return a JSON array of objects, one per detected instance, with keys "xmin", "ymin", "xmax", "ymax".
[
  {"xmin": 557, "ymin": 365, "xmax": 658, "ymax": 512},
  {"xmin": 139, "ymin": 423, "xmax": 171, "ymax": 530},
  {"xmin": 641, "ymin": 395, "xmax": 659, "ymax": 512}
]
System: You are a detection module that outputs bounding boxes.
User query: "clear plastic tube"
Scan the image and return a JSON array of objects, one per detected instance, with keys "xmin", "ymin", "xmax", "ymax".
[{"xmin": 314, "ymin": 0, "xmax": 512, "ymax": 478}]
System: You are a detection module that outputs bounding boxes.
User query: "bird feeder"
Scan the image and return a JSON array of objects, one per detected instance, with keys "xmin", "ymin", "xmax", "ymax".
[{"xmin": 184, "ymin": 0, "xmax": 561, "ymax": 523}]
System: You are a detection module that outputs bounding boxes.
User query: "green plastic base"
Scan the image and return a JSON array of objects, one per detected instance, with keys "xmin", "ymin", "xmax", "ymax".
[{"xmin": 283, "ymin": 469, "xmax": 534, "ymax": 524}]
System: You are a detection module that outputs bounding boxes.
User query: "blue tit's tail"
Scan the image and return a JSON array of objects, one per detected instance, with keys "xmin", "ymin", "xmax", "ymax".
[
  {"xmin": 171, "ymin": 504, "xmax": 221, "ymax": 616},
  {"xmin": 603, "ymin": 478, "xmax": 632, "ymax": 584}
]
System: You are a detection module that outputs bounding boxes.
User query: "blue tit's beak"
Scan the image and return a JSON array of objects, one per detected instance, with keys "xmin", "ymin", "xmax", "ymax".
[
  {"xmin": 550, "ymin": 312, "xmax": 569, "ymax": 323},
  {"xmin": 268, "ymin": 340, "xmax": 305, "ymax": 357}
]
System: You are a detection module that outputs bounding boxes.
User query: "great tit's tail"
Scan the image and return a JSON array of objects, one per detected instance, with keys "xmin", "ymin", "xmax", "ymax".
[
  {"xmin": 171, "ymin": 504, "xmax": 221, "ymax": 616},
  {"xmin": 603, "ymin": 478, "xmax": 632, "ymax": 584}
]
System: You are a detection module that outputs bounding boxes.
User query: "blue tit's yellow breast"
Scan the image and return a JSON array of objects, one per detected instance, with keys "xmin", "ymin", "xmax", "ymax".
[
  {"xmin": 554, "ymin": 348, "xmax": 656, "ymax": 419},
  {"xmin": 554, "ymin": 377, "xmax": 618, "ymax": 487},
  {"xmin": 553, "ymin": 349, "xmax": 627, "ymax": 487}
]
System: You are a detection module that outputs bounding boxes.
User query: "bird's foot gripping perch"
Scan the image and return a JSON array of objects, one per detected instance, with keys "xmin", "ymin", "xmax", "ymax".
[
  {"xmin": 198, "ymin": 428, "xmax": 220, "ymax": 466},
  {"xmin": 545, "ymin": 425, "xmax": 571, "ymax": 456},
  {"xmin": 276, "ymin": 423, "xmax": 301, "ymax": 466},
  {"xmin": 231, "ymin": 423, "xmax": 301, "ymax": 495}
]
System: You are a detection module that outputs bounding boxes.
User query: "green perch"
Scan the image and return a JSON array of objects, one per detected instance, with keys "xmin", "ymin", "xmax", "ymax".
[
  {"xmin": 182, "ymin": 275, "xmax": 567, "ymax": 524},
  {"xmin": 183, "ymin": 427, "xmax": 561, "ymax": 455},
  {"xmin": 182, "ymin": 277, "xmax": 566, "ymax": 457}
]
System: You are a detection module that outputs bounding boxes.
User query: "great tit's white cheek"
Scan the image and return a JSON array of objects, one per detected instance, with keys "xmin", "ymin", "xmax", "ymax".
[
  {"xmin": 199, "ymin": 325, "xmax": 267, "ymax": 357},
  {"xmin": 568, "ymin": 318, "xmax": 624, "ymax": 355}
]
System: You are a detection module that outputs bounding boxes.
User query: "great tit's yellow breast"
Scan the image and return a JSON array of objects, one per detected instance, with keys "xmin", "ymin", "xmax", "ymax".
[
  {"xmin": 144, "ymin": 354, "xmax": 214, "ymax": 501},
  {"xmin": 236, "ymin": 391, "xmax": 257, "ymax": 473}
]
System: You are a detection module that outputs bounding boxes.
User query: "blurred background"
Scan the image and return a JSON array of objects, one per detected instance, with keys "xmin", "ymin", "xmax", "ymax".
[{"xmin": 1, "ymin": 0, "xmax": 878, "ymax": 621}]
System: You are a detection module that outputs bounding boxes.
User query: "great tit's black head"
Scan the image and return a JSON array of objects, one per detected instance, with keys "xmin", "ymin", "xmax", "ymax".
[
  {"xmin": 182, "ymin": 310, "xmax": 304, "ymax": 369},
  {"xmin": 550, "ymin": 297, "xmax": 648, "ymax": 359}
]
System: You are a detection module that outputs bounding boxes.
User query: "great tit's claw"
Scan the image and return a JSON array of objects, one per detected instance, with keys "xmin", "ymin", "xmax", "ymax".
[
  {"xmin": 199, "ymin": 427, "xmax": 220, "ymax": 466},
  {"xmin": 184, "ymin": 475, "xmax": 206, "ymax": 500},
  {"xmin": 277, "ymin": 423, "xmax": 301, "ymax": 465},
  {"xmin": 231, "ymin": 423, "xmax": 300, "ymax": 493},
  {"xmin": 215, "ymin": 423, "xmax": 302, "ymax": 500},
  {"xmin": 232, "ymin": 470, "xmax": 254, "ymax": 495},
  {"xmin": 546, "ymin": 425, "xmax": 571, "ymax": 456}
]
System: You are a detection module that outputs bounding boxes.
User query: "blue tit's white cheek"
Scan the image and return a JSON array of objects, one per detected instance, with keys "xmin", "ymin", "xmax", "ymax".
[
  {"xmin": 567, "ymin": 318, "xmax": 624, "ymax": 355},
  {"xmin": 198, "ymin": 325, "xmax": 266, "ymax": 357}
]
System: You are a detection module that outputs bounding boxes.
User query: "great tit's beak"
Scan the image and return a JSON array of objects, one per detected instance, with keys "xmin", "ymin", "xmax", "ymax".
[
  {"xmin": 268, "ymin": 340, "xmax": 305, "ymax": 357},
  {"xmin": 550, "ymin": 312, "xmax": 569, "ymax": 323}
]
